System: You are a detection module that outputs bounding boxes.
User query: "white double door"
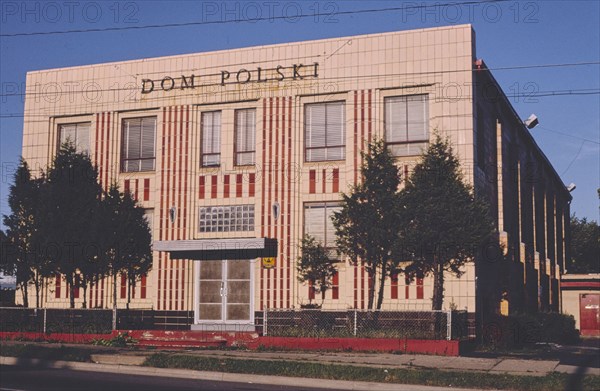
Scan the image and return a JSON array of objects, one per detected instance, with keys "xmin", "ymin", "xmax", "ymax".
[{"xmin": 195, "ymin": 259, "xmax": 253, "ymax": 324}]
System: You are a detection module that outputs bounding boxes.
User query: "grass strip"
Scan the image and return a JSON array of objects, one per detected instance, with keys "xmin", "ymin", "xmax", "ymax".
[
  {"xmin": 0, "ymin": 343, "xmax": 112, "ymax": 362},
  {"xmin": 143, "ymin": 353, "xmax": 600, "ymax": 391}
]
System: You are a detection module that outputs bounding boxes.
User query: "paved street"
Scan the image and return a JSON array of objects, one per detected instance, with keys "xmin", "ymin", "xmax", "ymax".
[{"xmin": 0, "ymin": 366, "xmax": 337, "ymax": 391}]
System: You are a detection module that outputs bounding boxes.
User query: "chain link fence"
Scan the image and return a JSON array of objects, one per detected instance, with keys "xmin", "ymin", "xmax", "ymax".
[
  {"xmin": 0, "ymin": 307, "xmax": 194, "ymax": 334},
  {"xmin": 263, "ymin": 309, "xmax": 470, "ymax": 340}
]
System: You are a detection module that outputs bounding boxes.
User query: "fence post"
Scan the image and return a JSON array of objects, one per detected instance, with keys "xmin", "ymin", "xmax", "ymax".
[
  {"xmin": 353, "ymin": 310, "xmax": 357, "ymax": 337},
  {"xmin": 447, "ymin": 310, "xmax": 452, "ymax": 341},
  {"xmin": 43, "ymin": 308, "xmax": 47, "ymax": 334},
  {"xmin": 263, "ymin": 308, "xmax": 268, "ymax": 336},
  {"xmin": 112, "ymin": 308, "xmax": 117, "ymax": 331}
]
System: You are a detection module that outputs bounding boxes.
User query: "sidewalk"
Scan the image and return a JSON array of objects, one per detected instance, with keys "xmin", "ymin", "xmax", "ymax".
[{"xmin": 2, "ymin": 340, "xmax": 598, "ymax": 377}]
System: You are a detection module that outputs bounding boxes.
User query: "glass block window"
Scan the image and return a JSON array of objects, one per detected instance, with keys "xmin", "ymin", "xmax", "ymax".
[
  {"xmin": 385, "ymin": 94, "xmax": 429, "ymax": 156},
  {"xmin": 199, "ymin": 204, "xmax": 255, "ymax": 232}
]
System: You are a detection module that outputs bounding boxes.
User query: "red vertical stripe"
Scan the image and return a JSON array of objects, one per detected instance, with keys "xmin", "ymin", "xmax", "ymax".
[
  {"xmin": 353, "ymin": 266, "xmax": 358, "ymax": 308},
  {"xmin": 99, "ymin": 113, "xmax": 105, "ymax": 187},
  {"xmin": 332, "ymin": 168, "xmax": 339, "ymax": 193},
  {"xmin": 104, "ymin": 113, "xmax": 111, "ymax": 188},
  {"xmin": 267, "ymin": 97, "xmax": 273, "ymax": 308},
  {"xmin": 391, "ymin": 273, "xmax": 398, "ymax": 299},
  {"xmin": 417, "ymin": 278, "xmax": 424, "ymax": 299},
  {"xmin": 94, "ymin": 114, "xmax": 100, "ymax": 168},
  {"xmin": 286, "ymin": 96, "xmax": 292, "ymax": 308},
  {"xmin": 260, "ymin": 99, "xmax": 266, "ymax": 311},
  {"xmin": 353, "ymin": 92, "xmax": 358, "ymax": 184},
  {"xmin": 141, "ymin": 275, "xmax": 147, "ymax": 299},
  {"xmin": 124, "ymin": 179, "xmax": 130, "ymax": 194},
  {"xmin": 55, "ymin": 274, "xmax": 61, "ymax": 299},
  {"xmin": 134, "ymin": 179, "xmax": 139, "ymax": 201},
  {"xmin": 144, "ymin": 179, "xmax": 150, "ymax": 201},
  {"xmin": 211, "ymin": 175, "xmax": 218, "ymax": 198},
  {"xmin": 368, "ymin": 90, "xmax": 372, "ymax": 143},
  {"xmin": 322, "ymin": 169, "xmax": 326, "ymax": 193},
  {"xmin": 223, "ymin": 175, "xmax": 230, "ymax": 198},
  {"xmin": 199, "ymin": 176, "xmax": 205, "ymax": 199},
  {"xmin": 308, "ymin": 282, "xmax": 315, "ymax": 301},
  {"xmin": 249, "ymin": 173, "xmax": 256, "ymax": 197},
  {"xmin": 405, "ymin": 276, "xmax": 411, "ymax": 299},
  {"xmin": 361, "ymin": 91, "xmax": 365, "ymax": 153},
  {"xmin": 332, "ymin": 272, "xmax": 339, "ymax": 300},
  {"xmin": 120, "ymin": 274, "xmax": 127, "ymax": 299},
  {"xmin": 309, "ymin": 170, "xmax": 316, "ymax": 193},
  {"xmin": 280, "ymin": 98, "xmax": 287, "ymax": 309},
  {"xmin": 236, "ymin": 174, "xmax": 243, "ymax": 197}
]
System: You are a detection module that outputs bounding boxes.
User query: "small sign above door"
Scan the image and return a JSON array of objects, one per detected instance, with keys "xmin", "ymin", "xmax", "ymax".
[{"xmin": 262, "ymin": 257, "xmax": 276, "ymax": 269}]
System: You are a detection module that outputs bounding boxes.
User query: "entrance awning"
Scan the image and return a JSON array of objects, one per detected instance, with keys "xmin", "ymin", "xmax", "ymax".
[{"xmin": 153, "ymin": 238, "xmax": 277, "ymax": 260}]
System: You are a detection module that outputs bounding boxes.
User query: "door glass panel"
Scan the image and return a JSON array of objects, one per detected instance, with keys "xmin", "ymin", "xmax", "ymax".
[
  {"xmin": 199, "ymin": 281, "xmax": 222, "ymax": 303},
  {"xmin": 197, "ymin": 259, "xmax": 252, "ymax": 323},
  {"xmin": 200, "ymin": 260, "xmax": 222, "ymax": 279},
  {"xmin": 227, "ymin": 281, "xmax": 250, "ymax": 303},
  {"xmin": 227, "ymin": 304, "xmax": 250, "ymax": 321},
  {"xmin": 199, "ymin": 304, "xmax": 222, "ymax": 320},
  {"xmin": 228, "ymin": 260, "xmax": 251, "ymax": 280}
]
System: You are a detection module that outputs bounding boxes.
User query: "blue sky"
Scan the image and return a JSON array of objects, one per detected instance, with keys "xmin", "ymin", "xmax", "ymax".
[{"xmin": 1, "ymin": 0, "xmax": 599, "ymax": 224}]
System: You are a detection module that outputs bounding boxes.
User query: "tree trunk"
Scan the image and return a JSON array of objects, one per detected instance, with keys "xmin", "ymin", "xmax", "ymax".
[
  {"xmin": 127, "ymin": 278, "xmax": 131, "ymax": 310},
  {"xmin": 69, "ymin": 275, "xmax": 75, "ymax": 309},
  {"xmin": 367, "ymin": 268, "xmax": 375, "ymax": 310},
  {"xmin": 112, "ymin": 272, "xmax": 117, "ymax": 309},
  {"xmin": 34, "ymin": 272, "xmax": 40, "ymax": 308},
  {"xmin": 82, "ymin": 284, "xmax": 87, "ymax": 309},
  {"xmin": 20, "ymin": 281, "xmax": 29, "ymax": 308},
  {"xmin": 376, "ymin": 262, "xmax": 387, "ymax": 310},
  {"xmin": 432, "ymin": 262, "xmax": 444, "ymax": 310}
]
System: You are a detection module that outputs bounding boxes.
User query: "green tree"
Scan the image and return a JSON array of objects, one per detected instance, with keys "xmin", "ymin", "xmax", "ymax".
[
  {"xmin": 296, "ymin": 235, "xmax": 337, "ymax": 306},
  {"xmin": 333, "ymin": 139, "xmax": 403, "ymax": 310},
  {"xmin": 401, "ymin": 135, "xmax": 494, "ymax": 310},
  {"xmin": 568, "ymin": 215, "xmax": 599, "ymax": 274},
  {"xmin": 100, "ymin": 185, "xmax": 152, "ymax": 309},
  {"xmin": 2, "ymin": 160, "xmax": 47, "ymax": 307},
  {"xmin": 40, "ymin": 144, "xmax": 104, "ymax": 308}
]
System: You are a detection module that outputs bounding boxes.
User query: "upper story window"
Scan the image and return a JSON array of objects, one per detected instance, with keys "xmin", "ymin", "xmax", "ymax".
[
  {"xmin": 385, "ymin": 94, "xmax": 429, "ymax": 156},
  {"xmin": 235, "ymin": 109, "xmax": 256, "ymax": 166},
  {"xmin": 305, "ymin": 101, "xmax": 345, "ymax": 162},
  {"xmin": 121, "ymin": 117, "xmax": 156, "ymax": 172},
  {"xmin": 304, "ymin": 202, "xmax": 341, "ymax": 260},
  {"xmin": 59, "ymin": 122, "xmax": 91, "ymax": 154},
  {"xmin": 201, "ymin": 111, "xmax": 221, "ymax": 167}
]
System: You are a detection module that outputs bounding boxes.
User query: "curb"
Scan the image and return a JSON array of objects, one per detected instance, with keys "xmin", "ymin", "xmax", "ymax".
[{"xmin": 0, "ymin": 356, "xmax": 485, "ymax": 391}]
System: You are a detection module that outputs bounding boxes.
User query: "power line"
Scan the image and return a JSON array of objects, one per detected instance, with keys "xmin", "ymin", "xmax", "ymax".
[
  {"xmin": 537, "ymin": 126, "xmax": 600, "ymax": 145},
  {"xmin": 0, "ymin": 0, "xmax": 511, "ymax": 38}
]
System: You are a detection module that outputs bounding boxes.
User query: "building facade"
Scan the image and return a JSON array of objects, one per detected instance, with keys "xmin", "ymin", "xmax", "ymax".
[{"xmin": 20, "ymin": 25, "xmax": 570, "ymax": 327}]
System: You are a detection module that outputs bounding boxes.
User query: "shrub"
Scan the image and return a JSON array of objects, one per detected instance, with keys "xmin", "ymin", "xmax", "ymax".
[{"xmin": 482, "ymin": 312, "xmax": 580, "ymax": 349}]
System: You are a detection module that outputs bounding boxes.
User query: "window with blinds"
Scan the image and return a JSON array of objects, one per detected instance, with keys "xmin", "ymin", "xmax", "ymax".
[
  {"xmin": 201, "ymin": 111, "xmax": 221, "ymax": 167},
  {"xmin": 385, "ymin": 94, "xmax": 429, "ymax": 156},
  {"xmin": 304, "ymin": 202, "xmax": 342, "ymax": 260},
  {"xmin": 59, "ymin": 122, "xmax": 91, "ymax": 154},
  {"xmin": 235, "ymin": 109, "xmax": 256, "ymax": 165},
  {"xmin": 305, "ymin": 101, "xmax": 345, "ymax": 162},
  {"xmin": 121, "ymin": 117, "xmax": 156, "ymax": 172}
]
